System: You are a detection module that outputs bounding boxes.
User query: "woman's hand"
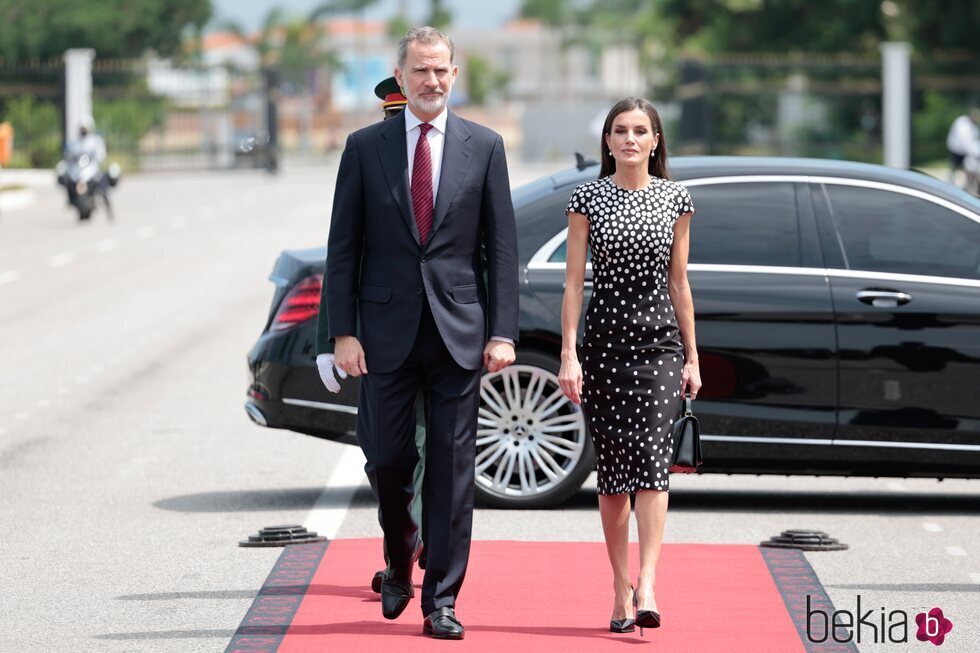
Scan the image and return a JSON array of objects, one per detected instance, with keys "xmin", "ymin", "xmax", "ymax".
[
  {"xmin": 559, "ymin": 356, "xmax": 584, "ymax": 405},
  {"xmin": 681, "ymin": 358, "xmax": 702, "ymax": 399}
]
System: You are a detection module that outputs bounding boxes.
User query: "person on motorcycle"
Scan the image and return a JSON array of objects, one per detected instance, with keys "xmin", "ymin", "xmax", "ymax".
[
  {"xmin": 70, "ymin": 116, "xmax": 107, "ymax": 165},
  {"xmin": 946, "ymin": 106, "xmax": 980, "ymax": 192},
  {"xmin": 61, "ymin": 116, "xmax": 113, "ymax": 219}
]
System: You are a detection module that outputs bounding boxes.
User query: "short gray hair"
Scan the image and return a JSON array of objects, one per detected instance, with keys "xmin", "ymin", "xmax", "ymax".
[{"xmin": 397, "ymin": 26, "xmax": 455, "ymax": 69}]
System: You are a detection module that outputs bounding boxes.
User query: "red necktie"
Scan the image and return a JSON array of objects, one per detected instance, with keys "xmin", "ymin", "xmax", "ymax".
[{"xmin": 411, "ymin": 123, "xmax": 434, "ymax": 244}]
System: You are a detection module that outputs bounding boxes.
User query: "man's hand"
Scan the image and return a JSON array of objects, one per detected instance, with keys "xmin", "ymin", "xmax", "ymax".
[
  {"xmin": 483, "ymin": 340, "xmax": 515, "ymax": 373},
  {"xmin": 335, "ymin": 336, "xmax": 368, "ymax": 377},
  {"xmin": 315, "ymin": 353, "xmax": 347, "ymax": 393}
]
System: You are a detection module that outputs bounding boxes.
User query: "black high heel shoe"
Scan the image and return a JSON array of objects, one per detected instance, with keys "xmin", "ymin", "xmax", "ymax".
[
  {"xmin": 633, "ymin": 591, "xmax": 661, "ymax": 637},
  {"xmin": 609, "ymin": 586, "xmax": 636, "ymax": 633}
]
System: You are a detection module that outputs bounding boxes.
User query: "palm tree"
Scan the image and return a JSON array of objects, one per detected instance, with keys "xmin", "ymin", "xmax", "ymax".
[{"xmin": 219, "ymin": 6, "xmax": 289, "ymax": 71}]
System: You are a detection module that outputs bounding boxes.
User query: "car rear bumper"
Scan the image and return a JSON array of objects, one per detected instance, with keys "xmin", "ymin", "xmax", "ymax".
[{"xmin": 247, "ymin": 331, "xmax": 359, "ymax": 442}]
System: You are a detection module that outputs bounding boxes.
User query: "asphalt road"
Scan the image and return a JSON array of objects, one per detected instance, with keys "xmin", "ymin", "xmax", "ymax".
[{"xmin": 0, "ymin": 160, "xmax": 977, "ymax": 652}]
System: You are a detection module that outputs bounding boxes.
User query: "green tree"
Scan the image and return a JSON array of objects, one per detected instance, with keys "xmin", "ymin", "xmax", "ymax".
[
  {"xmin": 220, "ymin": 6, "xmax": 289, "ymax": 70},
  {"xmin": 427, "ymin": 0, "xmax": 452, "ymax": 29},
  {"xmin": 889, "ymin": 1, "xmax": 980, "ymax": 54},
  {"xmin": 0, "ymin": 0, "xmax": 212, "ymax": 60},
  {"xmin": 465, "ymin": 54, "xmax": 510, "ymax": 105},
  {"xmin": 1, "ymin": 96, "xmax": 61, "ymax": 167}
]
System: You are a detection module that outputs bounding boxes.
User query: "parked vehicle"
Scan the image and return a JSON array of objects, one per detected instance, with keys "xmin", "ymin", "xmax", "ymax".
[{"xmin": 246, "ymin": 156, "xmax": 980, "ymax": 508}]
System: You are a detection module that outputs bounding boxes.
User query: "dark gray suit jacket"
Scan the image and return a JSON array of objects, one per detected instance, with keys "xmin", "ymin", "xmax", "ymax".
[{"xmin": 318, "ymin": 109, "xmax": 519, "ymax": 373}]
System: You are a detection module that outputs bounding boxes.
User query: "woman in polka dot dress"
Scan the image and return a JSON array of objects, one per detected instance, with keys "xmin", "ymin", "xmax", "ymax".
[{"xmin": 558, "ymin": 97, "xmax": 702, "ymax": 634}]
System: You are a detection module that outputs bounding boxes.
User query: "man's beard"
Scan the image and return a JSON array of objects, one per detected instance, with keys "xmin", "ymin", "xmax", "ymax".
[{"xmin": 412, "ymin": 88, "xmax": 450, "ymax": 114}]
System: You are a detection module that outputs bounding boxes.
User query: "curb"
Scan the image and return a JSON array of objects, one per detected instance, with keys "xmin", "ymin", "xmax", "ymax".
[{"xmin": 0, "ymin": 189, "xmax": 36, "ymax": 212}]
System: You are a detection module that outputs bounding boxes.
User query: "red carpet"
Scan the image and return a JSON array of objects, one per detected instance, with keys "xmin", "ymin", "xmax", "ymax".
[{"xmin": 232, "ymin": 538, "xmax": 809, "ymax": 652}]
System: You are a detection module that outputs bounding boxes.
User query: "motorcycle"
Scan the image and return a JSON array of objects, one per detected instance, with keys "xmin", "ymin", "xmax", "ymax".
[
  {"xmin": 962, "ymin": 150, "xmax": 980, "ymax": 197},
  {"xmin": 55, "ymin": 153, "xmax": 121, "ymax": 221}
]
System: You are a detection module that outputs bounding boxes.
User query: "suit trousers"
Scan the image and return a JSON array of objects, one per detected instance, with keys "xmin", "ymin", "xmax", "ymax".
[
  {"xmin": 356, "ymin": 299, "xmax": 481, "ymax": 615},
  {"xmin": 363, "ymin": 391, "xmax": 427, "ymax": 565}
]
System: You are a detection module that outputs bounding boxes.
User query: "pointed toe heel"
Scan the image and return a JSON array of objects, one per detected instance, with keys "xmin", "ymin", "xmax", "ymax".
[{"xmin": 609, "ymin": 618, "xmax": 636, "ymax": 633}]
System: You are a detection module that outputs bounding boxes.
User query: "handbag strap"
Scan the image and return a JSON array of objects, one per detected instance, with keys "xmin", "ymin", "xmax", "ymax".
[{"xmin": 683, "ymin": 394, "xmax": 693, "ymax": 416}]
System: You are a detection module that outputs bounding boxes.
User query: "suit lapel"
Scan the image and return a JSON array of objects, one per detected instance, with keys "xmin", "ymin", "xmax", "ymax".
[
  {"xmin": 378, "ymin": 111, "xmax": 420, "ymax": 246},
  {"xmin": 430, "ymin": 111, "xmax": 473, "ymax": 240}
]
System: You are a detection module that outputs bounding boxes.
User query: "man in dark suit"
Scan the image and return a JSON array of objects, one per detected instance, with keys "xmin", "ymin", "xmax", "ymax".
[
  {"xmin": 316, "ymin": 76, "xmax": 428, "ymax": 596},
  {"xmin": 320, "ymin": 27, "xmax": 519, "ymax": 640}
]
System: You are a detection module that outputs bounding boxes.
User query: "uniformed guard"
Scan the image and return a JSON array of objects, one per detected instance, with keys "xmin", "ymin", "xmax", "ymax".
[{"xmin": 375, "ymin": 76, "xmax": 408, "ymax": 120}]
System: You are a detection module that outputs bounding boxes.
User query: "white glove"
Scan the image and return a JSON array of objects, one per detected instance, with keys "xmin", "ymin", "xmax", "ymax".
[{"xmin": 316, "ymin": 353, "xmax": 347, "ymax": 393}]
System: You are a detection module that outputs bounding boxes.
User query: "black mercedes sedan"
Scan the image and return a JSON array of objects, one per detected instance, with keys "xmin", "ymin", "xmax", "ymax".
[{"xmin": 246, "ymin": 156, "xmax": 980, "ymax": 508}]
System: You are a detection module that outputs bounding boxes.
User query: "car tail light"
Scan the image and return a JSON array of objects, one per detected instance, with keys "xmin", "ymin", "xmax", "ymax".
[{"xmin": 270, "ymin": 274, "xmax": 322, "ymax": 331}]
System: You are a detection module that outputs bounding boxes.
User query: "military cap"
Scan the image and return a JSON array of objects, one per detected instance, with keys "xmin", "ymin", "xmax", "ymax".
[{"xmin": 375, "ymin": 76, "xmax": 407, "ymax": 119}]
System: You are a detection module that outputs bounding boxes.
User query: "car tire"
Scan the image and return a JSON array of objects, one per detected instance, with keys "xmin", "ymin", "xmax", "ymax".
[{"xmin": 473, "ymin": 349, "xmax": 595, "ymax": 509}]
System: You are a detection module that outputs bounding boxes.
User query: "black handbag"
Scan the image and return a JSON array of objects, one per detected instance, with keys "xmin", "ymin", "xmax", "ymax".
[{"xmin": 669, "ymin": 394, "xmax": 702, "ymax": 473}]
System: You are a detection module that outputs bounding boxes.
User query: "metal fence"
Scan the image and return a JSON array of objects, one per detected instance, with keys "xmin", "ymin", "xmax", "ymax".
[
  {"xmin": 671, "ymin": 50, "xmax": 979, "ymax": 166},
  {"xmin": 2, "ymin": 49, "xmax": 977, "ymax": 171},
  {"xmin": 0, "ymin": 58, "xmax": 311, "ymax": 172}
]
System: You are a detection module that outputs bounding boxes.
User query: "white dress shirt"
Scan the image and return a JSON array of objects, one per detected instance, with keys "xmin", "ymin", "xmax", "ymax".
[
  {"xmin": 402, "ymin": 105, "xmax": 513, "ymax": 348},
  {"xmin": 404, "ymin": 106, "xmax": 447, "ymax": 199}
]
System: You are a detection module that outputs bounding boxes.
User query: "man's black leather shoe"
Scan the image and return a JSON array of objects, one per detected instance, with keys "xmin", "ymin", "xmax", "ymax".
[
  {"xmin": 380, "ymin": 569, "xmax": 414, "ymax": 620},
  {"xmin": 373, "ymin": 537, "xmax": 424, "ymax": 594},
  {"xmin": 423, "ymin": 607, "xmax": 464, "ymax": 640}
]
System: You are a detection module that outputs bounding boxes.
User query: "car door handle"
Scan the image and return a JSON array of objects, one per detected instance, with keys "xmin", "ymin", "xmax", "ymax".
[{"xmin": 856, "ymin": 289, "xmax": 912, "ymax": 307}]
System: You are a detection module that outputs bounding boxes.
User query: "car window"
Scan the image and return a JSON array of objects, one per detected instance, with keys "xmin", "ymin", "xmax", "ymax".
[
  {"xmin": 548, "ymin": 240, "xmax": 592, "ymax": 263},
  {"xmin": 826, "ymin": 185, "xmax": 980, "ymax": 280},
  {"xmin": 518, "ymin": 185, "xmax": 583, "ymax": 264},
  {"xmin": 688, "ymin": 182, "xmax": 802, "ymax": 266}
]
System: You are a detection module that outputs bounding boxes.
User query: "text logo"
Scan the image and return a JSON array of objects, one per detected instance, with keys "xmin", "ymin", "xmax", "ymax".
[
  {"xmin": 915, "ymin": 608, "xmax": 953, "ymax": 646},
  {"xmin": 806, "ymin": 594, "xmax": 907, "ymax": 644}
]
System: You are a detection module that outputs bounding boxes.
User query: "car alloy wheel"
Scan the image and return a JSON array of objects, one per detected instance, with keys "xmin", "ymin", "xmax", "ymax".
[{"xmin": 474, "ymin": 351, "xmax": 593, "ymax": 508}]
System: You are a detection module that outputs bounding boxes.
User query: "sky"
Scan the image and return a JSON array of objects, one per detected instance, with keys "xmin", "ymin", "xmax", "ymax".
[{"xmin": 210, "ymin": 0, "xmax": 524, "ymax": 31}]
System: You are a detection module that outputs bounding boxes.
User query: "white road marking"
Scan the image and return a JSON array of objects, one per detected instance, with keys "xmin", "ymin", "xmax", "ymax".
[
  {"xmin": 969, "ymin": 573, "xmax": 980, "ymax": 584},
  {"xmin": 886, "ymin": 481, "xmax": 907, "ymax": 492},
  {"xmin": 304, "ymin": 445, "xmax": 369, "ymax": 539},
  {"xmin": 945, "ymin": 546, "xmax": 967, "ymax": 556},
  {"xmin": 49, "ymin": 253, "xmax": 75, "ymax": 268},
  {"xmin": 137, "ymin": 227, "xmax": 155, "ymax": 240},
  {"xmin": 0, "ymin": 270, "xmax": 21, "ymax": 286},
  {"xmin": 96, "ymin": 238, "xmax": 119, "ymax": 252},
  {"xmin": 171, "ymin": 215, "xmax": 187, "ymax": 229},
  {"xmin": 922, "ymin": 522, "xmax": 943, "ymax": 533}
]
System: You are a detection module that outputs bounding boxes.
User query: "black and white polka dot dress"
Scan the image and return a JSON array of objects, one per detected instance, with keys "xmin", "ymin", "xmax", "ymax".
[{"xmin": 566, "ymin": 175, "xmax": 695, "ymax": 495}]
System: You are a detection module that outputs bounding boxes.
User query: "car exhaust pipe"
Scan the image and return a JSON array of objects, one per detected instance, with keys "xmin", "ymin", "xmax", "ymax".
[{"xmin": 244, "ymin": 402, "xmax": 268, "ymax": 427}]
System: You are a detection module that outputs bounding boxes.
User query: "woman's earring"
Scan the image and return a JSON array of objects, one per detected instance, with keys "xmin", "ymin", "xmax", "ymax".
[
  {"xmin": 651, "ymin": 150, "xmax": 656, "ymax": 158},
  {"xmin": 608, "ymin": 150, "xmax": 613, "ymax": 156}
]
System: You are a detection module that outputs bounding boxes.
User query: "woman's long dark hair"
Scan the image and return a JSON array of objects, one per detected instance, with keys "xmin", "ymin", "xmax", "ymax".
[{"xmin": 598, "ymin": 97, "xmax": 670, "ymax": 180}]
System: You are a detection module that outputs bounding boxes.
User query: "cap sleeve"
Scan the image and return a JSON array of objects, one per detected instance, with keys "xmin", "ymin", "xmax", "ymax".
[
  {"xmin": 675, "ymin": 184, "xmax": 695, "ymax": 220},
  {"xmin": 565, "ymin": 183, "xmax": 591, "ymax": 221}
]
